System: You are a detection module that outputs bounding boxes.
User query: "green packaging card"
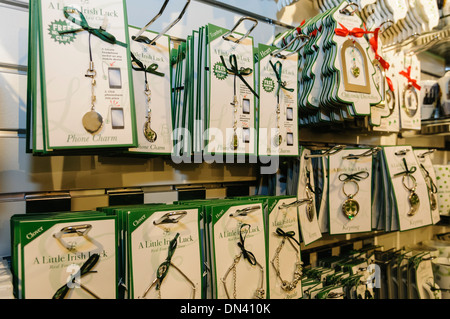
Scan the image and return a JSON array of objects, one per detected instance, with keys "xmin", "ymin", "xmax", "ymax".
[
  {"xmin": 258, "ymin": 44, "xmax": 299, "ymax": 157},
  {"xmin": 206, "ymin": 23, "xmax": 257, "ymax": 156},
  {"xmin": 210, "ymin": 201, "xmax": 266, "ymax": 299},
  {"xmin": 266, "ymin": 196, "xmax": 303, "ymax": 299},
  {"xmin": 127, "ymin": 27, "xmax": 173, "ymax": 154},
  {"xmin": 16, "ymin": 214, "xmax": 118, "ymax": 299},
  {"xmin": 37, "ymin": 0, "xmax": 137, "ymax": 149},
  {"xmin": 328, "ymin": 148, "xmax": 373, "ymax": 234},
  {"xmin": 127, "ymin": 206, "xmax": 202, "ymax": 299}
]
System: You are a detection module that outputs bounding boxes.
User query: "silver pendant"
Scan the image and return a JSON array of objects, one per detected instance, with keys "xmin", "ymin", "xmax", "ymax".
[{"xmin": 82, "ymin": 110, "xmax": 103, "ymax": 135}]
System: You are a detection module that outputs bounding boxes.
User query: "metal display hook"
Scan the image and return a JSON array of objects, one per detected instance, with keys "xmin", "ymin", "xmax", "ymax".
[
  {"xmin": 222, "ymin": 16, "xmax": 258, "ymax": 44},
  {"xmin": 153, "ymin": 211, "xmax": 188, "ymax": 225},
  {"xmin": 270, "ymin": 34, "xmax": 311, "ymax": 59},
  {"xmin": 342, "ymin": 147, "xmax": 382, "ymax": 160},
  {"xmin": 303, "ymin": 145, "xmax": 347, "ymax": 159},
  {"xmin": 132, "ymin": 0, "xmax": 191, "ymax": 45}
]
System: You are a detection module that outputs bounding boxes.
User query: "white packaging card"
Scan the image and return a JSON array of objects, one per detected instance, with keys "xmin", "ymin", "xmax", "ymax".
[
  {"xmin": 128, "ymin": 27, "xmax": 173, "ymax": 154},
  {"xmin": 414, "ymin": 149, "xmax": 441, "ymax": 224},
  {"xmin": 267, "ymin": 197, "xmax": 302, "ymax": 299},
  {"xmin": 38, "ymin": 0, "xmax": 136, "ymax": 149},
  {"xmin": 128, "ymin": 208, "xmax": 202, "ymax": 299},
  {"xmin": 22, "ymin": 218, "xmax": 117, "ymax": 299},
  {"xmin": 297, "ymin": 148, "xmax": 322, "ymax": 245},
  {"xmin": 258, "ymin": 44, "xmax": 299, "ymax": 156},
  {"xmin": 211, "ymin": 202, "xmax": 266, "ymax": 299},
  {"xmin": 383, "ymin": 146, "xmax": 432, "ymax": 231},
  {"xmin": 328, "ymin": 149, "xmax": 373, "ymax": 234},
  {"xmin": 206, "ymin": 24, "xmax": 257, "ymax": 155}
]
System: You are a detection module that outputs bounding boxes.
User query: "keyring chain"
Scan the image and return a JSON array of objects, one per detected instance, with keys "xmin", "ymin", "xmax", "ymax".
[{"xmin": 394, "ymin": 158, "xmax": 420, "ymax": 217}]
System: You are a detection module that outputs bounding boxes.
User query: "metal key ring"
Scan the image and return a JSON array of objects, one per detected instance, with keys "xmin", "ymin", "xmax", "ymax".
[
  {"xmin": 342, "ymin": 180, "xmax": 359, "ymax": 198},
  {"xmin": 402, "ymin": 174, "xmax": 417, "ymax": 192}
]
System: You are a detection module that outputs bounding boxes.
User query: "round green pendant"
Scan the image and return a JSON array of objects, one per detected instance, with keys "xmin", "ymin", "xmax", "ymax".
[{"xmin": 342, "ymin": 198, "xmax": 359, "ymax": 220}]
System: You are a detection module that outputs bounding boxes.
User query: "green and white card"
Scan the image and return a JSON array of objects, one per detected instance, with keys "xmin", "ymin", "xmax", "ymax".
[
  {"xmin": 127, "ymin": 205, "xmax": 202, "ymax": 299},
  {"xmin": 258, "ymin": 44, "xmax": 299, "ymax": 157},
  {"xmin": 206, "ymin": 23, "xmax": 258, "ymax": 156},
  {"xmin": 127, "ymin": 26, "xmax": 173, "ymax": 154},
  {"xmin": 35, "ymin": 0, "xmax": 137, "ymax": 150},
  {"xmin": 11, "ymin": 212, "xmax": 118, "ymax": 299}
]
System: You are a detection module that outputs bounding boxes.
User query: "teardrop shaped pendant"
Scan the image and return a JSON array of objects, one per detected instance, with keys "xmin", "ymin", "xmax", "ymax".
[
  {"xmin": 273, "ymin": 134, "xmax": 282, "ymax": 147},
  {"xmin": 306, "ymin": 202, "xmax": 314, "ymax": 222},
  {"xmin": 430, "ymin": 192, "xmax": 437, "ymax": 211},
  {"xmin": 143, "ymin": 120, "xmax": 157, "ymax": 143},
  {"xmin": 342, "ymin": 198, "xmax": 360, "ymax": 220},
  {"xmin": 82, "ymin": 110, "xmax": 103, "ymax": 135},
  {"xmin": 407, "ymin": 192, "xmax": 420, "ymax": 217}
]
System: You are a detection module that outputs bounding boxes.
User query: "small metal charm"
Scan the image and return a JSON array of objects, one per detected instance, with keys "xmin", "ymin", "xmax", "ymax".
[
  {"xmin": 351, "ymin": 65, "xmax": 360, "ymax": 78},
  {"xmin": 82, "ymin": 110, "xmax": 103, "ymax": 135},
  {"xmin": 143, "ymin": 120, "xmax": 157, "ymax": 143},
  {"xmin": 402, "ymin": 84, "xmax": 419, "ymax": 117},
  {"xmin": 83, "ymin": 63, "xmax": 103, "ymax": 135},
  {"xmin": 402, "ymin": 174, "xmax": 420, "ymax": 217},
  {"xmin": 341, "ymin": 180, "xmax": 360, "ymax": 220},
  {"xmin": 342, "ymin": 197, "xmax": 360, "ymax": 220},
  {"xmin": 273, "ymin": 133, "xmax": 282, "ymax": 147}
]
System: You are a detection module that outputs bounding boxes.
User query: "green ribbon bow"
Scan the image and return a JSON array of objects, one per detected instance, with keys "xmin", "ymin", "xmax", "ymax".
[
  {"xmin": 52, "ymin": 253, "xmax": 100, "ymax": 299},
  {"xmin": 269, "ymin": 60, "xmax": 294, "ymax": 98},
  {"xmin": 130, "ymin": 52, "xmax": 165, "ymax": 79},
  {"xmin": 339, "ymin": 171, "xmax": 370, "ymax": 182},
  {"xmin": 275, "ymin": 227, "xmax": 300, "ymax": 246},
  {"xmin": 220, "ymin": 54, "xmax": 259, "ymax": 98},
  {"xmin": 394, "ymin": 158, "xmax": 417, "ymax": 177},
  {"xmin": 420, "ymin": 164, "xmax": 438, "ymax": 194},
  {"xmin": 58, "ymin": 6, "xmax": 127, "ymax": 48},
  {"xmin": 237, "ymin": 224, "xmax": 258, "ymax": 266},
  {"xmin": 156, "ymin": 233, "xmax": 179, "ymax": 290}
]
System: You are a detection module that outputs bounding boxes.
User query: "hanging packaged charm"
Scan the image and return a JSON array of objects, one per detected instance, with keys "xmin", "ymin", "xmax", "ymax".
[{"xmin": 34, "ymin": 0, "xmax": 137, "ymax": 151}]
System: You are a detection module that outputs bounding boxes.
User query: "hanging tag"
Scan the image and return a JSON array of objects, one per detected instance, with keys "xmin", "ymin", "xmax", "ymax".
[
  {"xmin": 328, "ymin": 148, "xmax": 373, "ymax": 234},
  {"xmin": 297, "ymin": 147, "xmax": 322, "ymax": 245}
]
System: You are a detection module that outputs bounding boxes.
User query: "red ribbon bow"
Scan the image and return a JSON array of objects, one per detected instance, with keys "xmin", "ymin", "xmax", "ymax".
[
  {"xmin": 369, "ymin": 28, "xmax": 390, "ymax": 71},
  {"xmin": 334, "ymin": 23, "xmax": 374, "ymax": 38},
  {"xmin": 399, "ymin": 66, "xmax": 421, "ymax": 90},
  {"xmin": 386, "ymin": 76, "xmax": 394, "ymax": 92}
]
